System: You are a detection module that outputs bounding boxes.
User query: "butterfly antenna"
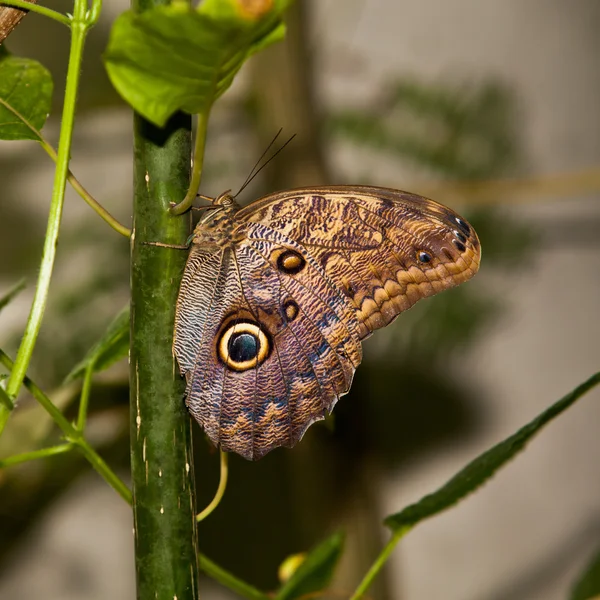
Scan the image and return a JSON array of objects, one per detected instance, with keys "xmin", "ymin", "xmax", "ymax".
[
  {"xmin": 235, "ymin": 128, "xmax": 282, "ymax": 195},
  {"xmin": 235, "ymin": 130, "xmax": 297, "ymax": 197}
]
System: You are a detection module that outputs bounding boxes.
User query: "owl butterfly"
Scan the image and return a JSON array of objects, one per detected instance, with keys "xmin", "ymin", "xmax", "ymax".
[{"xmin": 174, "ymin": 186, "xmax": 481, "ymax": 460}]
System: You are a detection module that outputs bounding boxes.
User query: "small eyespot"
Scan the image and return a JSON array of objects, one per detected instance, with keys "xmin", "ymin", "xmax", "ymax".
[
  {"xmin": 341, "ymin": 278, "xmax": 355, "ymax": 298},
  {"xmin": 455, "ymin": 217, "xmax": 470, "ymax": 235},
  {"xmin": 277, "ymin": 250, "xmax": 306, "ymax": 274},
  {"xmin": 217, "ymin": 321, "xmax": 270, "ymax": 371},
  {"xmin": 283, "ymin": 299, "xmax": 299, "ymax": 322},
  {"xmin": 452, "ymin": 239, "xmax": 467, "ymax": 252},
  {"xmin": 453, "ymin": 230, "xmax": 467, "ymax": 244},
  {"xmin": 417, "ymin": 251, "xmax": 432, "ymax": 263}
]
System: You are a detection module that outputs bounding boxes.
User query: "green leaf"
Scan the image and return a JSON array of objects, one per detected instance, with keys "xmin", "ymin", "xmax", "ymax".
[
  {"xmin": 571, "ymin": 547, "xmax": 600, "ymax": 600},
  {"xmin": 0, "ymin": 47, "xmax": 53, "ymax": 140},
  {"xmin": 275, "ymin": 532, "xmax": 345, "ymax": 600},
  {"xmin": 65, "ymin": 307, "xmax": 129, "ymax": 382},
  {"xmin": 384, "ymin": 372, "xmax": 600, "ymax": 531},
  {"xmin": 104, "ymin": 0, "xmax": 291, "ymax": 127},
  {"xmin": 0, "ymin": 279, "xmax": 26, "ymax": 313}
]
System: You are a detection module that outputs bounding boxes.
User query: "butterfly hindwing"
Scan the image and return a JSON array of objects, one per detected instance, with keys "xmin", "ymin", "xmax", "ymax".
[{"xmin": 176, "ymin": 235, "xmax": 362, "ymax": 460}]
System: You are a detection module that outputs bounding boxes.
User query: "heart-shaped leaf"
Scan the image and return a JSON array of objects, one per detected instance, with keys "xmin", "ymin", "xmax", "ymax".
[
  {"xmin": 0, "ymin": 46, "xmax": 53, "ymax": 140},
  {"xmin": 104, "ymin": 0, "xmax": 291, "ymax": 127}
]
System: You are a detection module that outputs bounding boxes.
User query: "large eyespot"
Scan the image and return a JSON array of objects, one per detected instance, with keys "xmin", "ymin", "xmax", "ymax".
[
  {"xmin": 217, "ymin": 321, "xmax": 270, "ymax": 372},
  {"xmin": 276, "ymin": 250, "xmax": 306, "ymax": 275},
  {"xmin": 417, "ymin": 250, "xmax": 432, "ymax": 263}
]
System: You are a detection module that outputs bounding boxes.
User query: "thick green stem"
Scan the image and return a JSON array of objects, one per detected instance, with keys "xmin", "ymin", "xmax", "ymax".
[
  {"xmin": 6, "ymin": 2, "xmax": 89, "ymax": 401},
  {"xmin": 129, "ymin": 8, "xmax": 199, "ymax": 598},
  {"xmin": 130, "ymin": 110, "xmax": 199, "ymax": 599}
]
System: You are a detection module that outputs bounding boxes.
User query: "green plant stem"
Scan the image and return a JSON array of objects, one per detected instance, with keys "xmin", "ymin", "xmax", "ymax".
[
  {"xmin": 129, "ymin": 8, "xmax": 200, "ymax": 600},
  {"xmin": 1, "ymin": 344, "xmax": 262, "ymax": 596},
  {"xmin": 0, "ymin": 349, "xmax": 131, "ymax": 501},
  {"xmin": 76, "ymin": 361, "xmax": 94, "ymax": 431},
  {"xmin": 0, "ymin": 404, "xmax": 10, "ymax": 431},
  {"xmin": 0, "ymin": 349, "xmax": 73, "ymax": 434},
  {"xmin": 0, "ymin": 278, "xmax": 26, "ymax": 311},
  {"xmin": 197, "ymin": 450, "xmax": 228, "ymax": 522},
  {"xmin": 349, "ymin": 529, "xmax": 408, "ymax": 600},
  {"xmin": 198, "ymin": 554, "xmax": 270, "ymax": 600},
  {"xmin": 170, "ymin": 109, "xmax": 210, "ymax": 215},
  {"xmin": 0, "ymin": 384, "xmax": 13, "ymax": 410},
  {"xmin": 0, "ymin": 97, "xmax": 130, "ymax": 238},
  {"xmin": 76, "ymin": 438, "xmax": 132, "ymax": 503},
  {"xmin": 130, "ymin": 34, "xmax": 200, "ymax": 592},
  {"xmin": 44, "ymin": 138, "xmax": 131, "ymax": 237},
  {"xmin": 6, "ymin": 6, "xmax": 89, "ymax": 401},
  {"xmin": 0, "ymin": 443, "xmax": 73, "ymax": 468},
  {"xmin": 131, "ymin": 111, "xmax": 199, "ymax": 599},
  {"xmin": 0, "ymin": 0, "xmax": 70, "ymax": 26},
  {"xmin": 87, "ymin": 0, "xmax": 102, "ymax": 25}
]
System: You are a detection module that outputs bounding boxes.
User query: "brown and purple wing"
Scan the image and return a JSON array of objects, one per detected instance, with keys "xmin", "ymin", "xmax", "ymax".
[
  {"xmin": 175, "ymin": 186, "xmax": 480, "ymax": 460},
  {"xmin": 238, "ymin": 185, "xmax": 481, "ymax": 339},
  {"xmin": 174, "ymin": 236, "xmax": 362, "ymax": 460}
]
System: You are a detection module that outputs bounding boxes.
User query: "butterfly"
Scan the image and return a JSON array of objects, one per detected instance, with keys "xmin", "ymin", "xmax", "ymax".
[{"xmin": 173, "ymin": 186, "xmax": 481, "ymax": 460}]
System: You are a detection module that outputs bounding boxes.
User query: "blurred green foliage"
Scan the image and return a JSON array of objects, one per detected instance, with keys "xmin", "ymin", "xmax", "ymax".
[{"xmin": 330, "ymin": 78, "xmax": 520, "ymax": 179}]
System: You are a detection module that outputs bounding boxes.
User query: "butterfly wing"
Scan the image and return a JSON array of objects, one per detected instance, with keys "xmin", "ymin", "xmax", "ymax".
[
  {"xmin": 175, "ymin": 186, "xmax": 480, "ymax": 460},
  {"xmin": 237, "ymin": 185, "xmax": 481, "ymax": 339},
  {"xmin": 174, "ymin": 237, "xmax": 363, "ymax": 460}
]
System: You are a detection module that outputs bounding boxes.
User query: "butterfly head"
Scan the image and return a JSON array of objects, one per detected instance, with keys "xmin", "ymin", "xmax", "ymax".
[{"xmin": 213, "ymin": 190, "xmax": 239, "ymax": 209}]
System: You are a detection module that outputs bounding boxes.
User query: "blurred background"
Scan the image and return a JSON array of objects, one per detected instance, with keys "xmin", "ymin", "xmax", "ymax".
[{"xmin": 1, "ymin": 0, "xmax": 600, "ymax": 599}]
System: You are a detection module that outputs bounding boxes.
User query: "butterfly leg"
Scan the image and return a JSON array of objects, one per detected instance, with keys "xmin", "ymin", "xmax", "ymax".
[
  {"xmin": 142, "ymin": 241, "xmax": 189, "ymax": 250},
  {"xmin": 168, "ymin": 200, "xmax": 216, "ymax": 212}
]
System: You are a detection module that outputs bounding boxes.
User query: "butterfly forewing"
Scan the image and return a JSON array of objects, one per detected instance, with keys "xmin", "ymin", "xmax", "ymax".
[
  {"xmin": 174, "ymin": 185, "xmax": 481, "ymax": 460},
  {"xmin": 239, "ymin": 186, "xmax": 481, "ymax": 339}
]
